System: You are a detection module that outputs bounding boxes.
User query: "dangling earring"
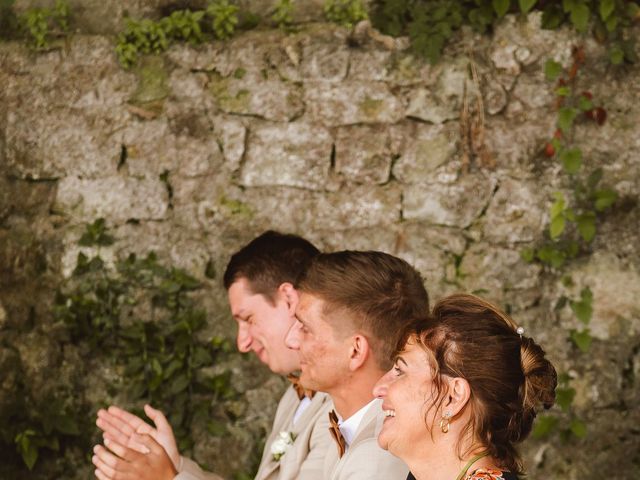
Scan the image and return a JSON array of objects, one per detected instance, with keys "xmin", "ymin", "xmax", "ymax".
[{"xmin": 440, "ymin": 412, "xmax": 451, "ymax": 433}]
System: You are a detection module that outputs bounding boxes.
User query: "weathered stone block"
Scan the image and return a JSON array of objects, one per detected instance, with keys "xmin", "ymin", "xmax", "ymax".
[
  {"xmin": 562, "ymin": 253, "xmax": 640, "ymax": 341},
  {"xmin": 349, "ymin": 49, "xmax": 393, "ymax": 82},
  {"xmin": 404, "ymin": 58, "xmax": 473, "ymax": 124},
  {"xmin": 482, "ymin": 177, "xmax": 546, "ymax": 243},
  {"xmin": 240, "ymin": 122, "xmax": 332, "ymax": 190},
  {"xmin": 403, "ymin": 175, "xmax": 496, "ymax": 228},
  {"xmin": 240, "ymin": 184, "xmax": 401, "ymax": 232},
  {"xmin": 394, "ymin": 230, "xmax": 449, "ymax": 290},
  {"xmin": 209, "ymin": 72, "xmax": 304, "ymax": 121},
  {"xmin": 115, "ymin": 119, "xmax": 223, "ymax": 178},
  {"xmin": 55, "ymin": 176, "xmax": 168, "ymax": 222},
  {"xmin": 458, "ymin": 243, "xmax": 542, "ymax": 299},
  {"xmin": 335, "ymin": 125, "xmax": 392, "ymax": 184},
  {"xmin": 211, "ymin": 116, "xmax": 247, "ymax": 173},
  {"xmin": 392, "ymin": 122, "xmax": 459, "ymax": 183},
  {"xmin": 304, "ymin": 81, "xmax": 404, "ymax": 126},
  {"xmin": 483, "ymin": 115, "xmax": 555, "ymax": 175},
  {"xmin": 313, "ymin": 226, "xmax": 399, "ymax": 254},
  {"xmin": 300, "ymin": 41, "xmax": 350, "ymax": 81},
  {"xmin": 5, "ymin": 108, "xmax": 122, "ymax": 179}
]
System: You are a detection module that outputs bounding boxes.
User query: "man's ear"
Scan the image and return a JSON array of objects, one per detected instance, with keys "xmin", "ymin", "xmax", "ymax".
[
  {"xmin": 278, "ymin": 282, "xmax": 299, "ymax": 316},
  {"xmin": 443, "ymin": 377, "xmax": 471, "ymax": 418},
  {"xmin": 348, "ymin": 334, "xmax": 370, "ymax": 372}
]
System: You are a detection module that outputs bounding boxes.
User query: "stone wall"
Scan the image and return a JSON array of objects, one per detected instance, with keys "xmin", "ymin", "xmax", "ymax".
[{"xmin": 1, "ymin": 7, "xmax": 639, "ymax": 480}]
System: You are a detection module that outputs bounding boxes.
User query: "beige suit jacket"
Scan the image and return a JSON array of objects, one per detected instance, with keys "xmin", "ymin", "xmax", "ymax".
[
  {"xmin": 176, "ymin": 386, "xmax": 332, "ymax": 480},
  {"xmin": 323, "ymin": 398, "xmax": 409, "ymax": 480}
]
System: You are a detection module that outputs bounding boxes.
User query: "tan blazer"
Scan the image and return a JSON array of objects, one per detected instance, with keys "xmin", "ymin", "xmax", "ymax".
[
  {"xmin": 323, "ymin": 398, "xmax": 409, "ymax": 480},
  {"xmin": 176, "ymin": 386, "xmax": 332, "ymax": 480}
]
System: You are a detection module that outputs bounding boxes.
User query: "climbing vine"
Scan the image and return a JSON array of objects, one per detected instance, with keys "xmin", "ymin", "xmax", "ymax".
[
  {"xmin": 369, "ymin": 0, "xmax": 640, "ymax": 64},
  {"xmin": 524, "ymin": 47, "xmax": 618, "ymax": 442},
  {"xmin": 3, "ymin": 219, "xmax": 238, "ymax": 473},
  {"xmin": 0, "ymin": 0, "xmax": 70, "ymax": 49}
]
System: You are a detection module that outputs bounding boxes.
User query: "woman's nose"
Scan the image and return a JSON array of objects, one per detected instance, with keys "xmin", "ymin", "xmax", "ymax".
[{"xmin": 373, "ymin": 370, "xmax": 392, "ymax": 398}]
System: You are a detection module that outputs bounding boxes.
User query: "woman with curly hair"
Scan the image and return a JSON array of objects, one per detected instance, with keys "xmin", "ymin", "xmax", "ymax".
[{"xmin": 373, "ymin": 294, "xmax": 558, "ymax": 480}]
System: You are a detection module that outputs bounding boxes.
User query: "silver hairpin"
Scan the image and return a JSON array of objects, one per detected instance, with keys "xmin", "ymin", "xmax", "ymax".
[{"xmin": 516, "ymin": 326, "xmax": 525, "ymax": 338}]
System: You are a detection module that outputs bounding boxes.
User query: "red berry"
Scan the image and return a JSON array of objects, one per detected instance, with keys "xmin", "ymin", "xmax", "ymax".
[
  {"xmin": 593, "ymin": 107, "xmax": 607, "ymax": 125},
  {"xmin": 545, "ymin": 143, "xmax": 556, "ymax": 157}
]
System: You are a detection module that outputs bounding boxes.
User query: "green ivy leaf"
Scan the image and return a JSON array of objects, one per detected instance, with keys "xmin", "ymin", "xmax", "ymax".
[
  {"xmin": 518, "ymin": 0, "xmax": 536, "ymax": 14},
  {"xmin": 556, "ymin": 386, "xmax": 576, "ymax": 411},
  {"xmin": 555, "ymin": 85, "xmax": 571, "ymax": 96},
  {"xmin": 558, "ymin": 107, "xmax": 577, "ymax": 133},
  {"xmin": 520, "ymin": 247, "xmax": 535, "ymax": 263},
  {"xmin": 570, "ymin": 418, "xmax": 588, "ymax": 438},
  {"xmin": 492, "ymin": 0, "xmax": 510, "ymax": 18},
  {"xmin": 571, "ymin": 287, "xmax": 593, "ymax": 323},
  {"xmin": 576, "ymin": 213, "xmax": 596, "ymax": 242},
  {"xmin": 594, "ymin": 189, "xmax": 617, "ymax": 211},
  {"xmin": 560, "ymin": 148, "xmax": 582, "ymax": 174},
  {"xmin": 53, "ymin": 415, "xmax": 80, "ymax": 435},
  {"xmin": 542, "ymin": 4, "xmax": 564, "ymax": 29},
  {"xmin": 550, "ymin": 192, "xmax": 566, "ymax": 219},
  {"xmin": 599, "ymin": 0, "xmax": 615, "ymax": 21},
  {"xmin": 544, "ymin": 59, "xmax": 562, "ymax": 80},
  {"xmin": 587, "ymin": 168, "xmax": 603, "ymax": 188},
  {"xmin": 571, "ymin": 328, "xmax": 592, "ymax": 352},
  {"xmin": 609, "ymin": 44, "xmax": 625, "ymax": 65},
  {"xmin": 569, "ymin": 3, "xmax": 590, "ymax": 32},
  {"xmin": 168, "ymin": 373, "xmax": 190, "ymax": 394},
  {"xmin": 550, "ymin": 215, "xmax": 566, "ymax": 239},
  {"xmin": 532, "ymin": 414, "xmax": 559, "ymax": 438},
  {"xmin": 536, "ymin": 245, "xmax": 566, "ymax": 268},
  {"xmin": 578, "ymin": 95, "xmax": 594, "ymax": 111}
]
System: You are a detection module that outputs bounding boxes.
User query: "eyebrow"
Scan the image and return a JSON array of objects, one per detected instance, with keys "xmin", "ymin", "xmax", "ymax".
[{"xmin": 394, "ymin": 355, "xmax": 408, "ymax": 366}]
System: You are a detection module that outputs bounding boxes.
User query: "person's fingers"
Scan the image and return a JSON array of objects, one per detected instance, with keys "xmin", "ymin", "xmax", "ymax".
[
  {"xmin": 104, "ymin": 437, "xmax": 149, "ymax": 459},
  {"xmin": 134, "ymin": 433, "xmax": 165, "ymax": 456},
  {"xmin": 144, "ymin": 404, "xmax": 171, "ymax": 432},
  {"xmin": 92, "ymin": 448, "xmax": 119, "ymax": 479},
  {"xmin": 108, "ymin": 406, "xmax": 152, "ymax": 433},
  {"xmin": 94, "ymin": 444, "xmax": 131, "ymax": 469},
  {"xmin": 94, "ymin": 467, "xmax": 112, "ymax": 480},
  {"xmin": 97, "ymin": 413, "xmax": 138, "ymax": 447},
  {"xmin": 98, "ymin": 418, "xmax": 135, "ymax": 446},
  {"xmin": 100, "ymin": 409, "xmax": 139, "ymax": 437}
]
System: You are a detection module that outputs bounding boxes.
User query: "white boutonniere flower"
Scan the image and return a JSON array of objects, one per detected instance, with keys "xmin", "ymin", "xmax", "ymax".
[{"xmin": 271, "ymin": 431, "xmax": 296, "ymax": 461}]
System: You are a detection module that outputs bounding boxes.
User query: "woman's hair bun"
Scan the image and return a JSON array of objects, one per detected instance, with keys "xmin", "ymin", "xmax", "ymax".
[{"xmin": 520, "ymin": 336, "xmax": 557, "ymax": 412}]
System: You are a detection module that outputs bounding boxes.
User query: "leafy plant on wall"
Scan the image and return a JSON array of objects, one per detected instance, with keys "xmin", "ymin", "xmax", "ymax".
[
  {"xmin": 3, "ymin": 219, "xmax": 238, "ymax": 473},
  {"xmin": 370, "ymin": 0, "xmax": 640, "ymax": 64},
  {"xmin": 522, "ymin": 47, "xmax": 618, "ymax": 442}
]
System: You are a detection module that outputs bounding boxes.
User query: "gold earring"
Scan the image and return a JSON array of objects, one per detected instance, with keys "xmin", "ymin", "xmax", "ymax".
[{"xmin": 440, "ymin": 412, "xmax": 451, "ymax": 434}]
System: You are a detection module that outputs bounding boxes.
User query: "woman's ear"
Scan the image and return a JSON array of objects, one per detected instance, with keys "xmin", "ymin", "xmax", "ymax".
[
  {"xmin": 278, "ymin": 282, "xmax": 299, "ymax": 316},
  {"xmin": 443, "ymin": 377, "xmax": 471, "ymax": 418},
  {"xmin": 348, "ymin": 334, "xmax": 370, "ymax": 372}
]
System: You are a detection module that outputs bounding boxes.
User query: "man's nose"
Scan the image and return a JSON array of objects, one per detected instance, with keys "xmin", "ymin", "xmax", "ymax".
[
  {"xmin": 284, "ymin": 320, "xmax": 301, "ymax": 350},
  {"xmin": 236, "ymin": 322, "xmax": 252, "ymax": 353}
]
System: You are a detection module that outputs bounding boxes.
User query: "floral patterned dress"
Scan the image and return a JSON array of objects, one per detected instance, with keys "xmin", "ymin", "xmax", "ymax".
[
  {"xmin": 466, "ymin": 468, "xmax": 519, "ymax": 480},
  {"xmin": 406, "ymin": 468, "xmax": 519, "ymax": 480}
]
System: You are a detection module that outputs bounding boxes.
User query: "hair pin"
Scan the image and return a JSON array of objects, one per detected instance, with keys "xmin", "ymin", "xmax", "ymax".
[{"xmin": 516, "ymin": 326, "xmax": 524, "ymax": 338}]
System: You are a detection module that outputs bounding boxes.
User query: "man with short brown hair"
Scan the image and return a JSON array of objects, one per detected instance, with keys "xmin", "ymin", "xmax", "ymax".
[
  {"xmin": 285, "ymin": 250, "xmax": 429, "ymax": 480},
  {"xmin": 93, "ymin": 231, "xmax": 332, "ymax": 480}
]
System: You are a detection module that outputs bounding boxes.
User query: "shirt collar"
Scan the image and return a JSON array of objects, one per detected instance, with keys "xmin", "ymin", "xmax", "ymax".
[{"xmin": 336, "ymin": 398, "xmax": 378, "ymax": 447}]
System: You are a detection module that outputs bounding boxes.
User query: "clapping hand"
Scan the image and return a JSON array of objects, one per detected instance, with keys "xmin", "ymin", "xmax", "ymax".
[
  {"xmin": 92, "ymin": 434, "xmax": 177, "ymax": 480},
  {"xmin": 96, "ymin": 404, "xmax": 180, "ymax": 469}
]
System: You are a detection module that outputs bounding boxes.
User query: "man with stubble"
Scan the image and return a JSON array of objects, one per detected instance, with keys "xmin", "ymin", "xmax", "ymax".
[{"xmin": 285, "ymin": 250, "xmax": 430, "ymax": 480}]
